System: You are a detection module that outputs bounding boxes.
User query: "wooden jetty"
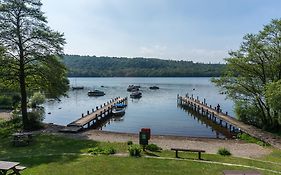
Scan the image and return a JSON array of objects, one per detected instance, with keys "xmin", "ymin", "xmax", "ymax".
[
  {"xmin": 177, "ymin": 94, "xmax": 281, "ymax": 149},
  {"xmin": 60, "ymin": 97, "xmax": 127, "ymax": 133}
]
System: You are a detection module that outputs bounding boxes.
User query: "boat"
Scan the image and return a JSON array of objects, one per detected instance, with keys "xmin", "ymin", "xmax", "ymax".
[
  {"xmin": 72, "ymin": 86, "xmax": 84, "ymax": 90},
  {"xmin": 130, "ymin": 91, "xmax": 142, "ymax": 98},
  {"xmin": 127, "ymin": 85, "xmax": 140, "ymax": 92},
  {"xmin": 149, "ymin": 86, "xmax": 159, "ymax": 90},
  {"xmin": 112, "ymin": 103, "xmax": 127, "ymax": 116},
  {"xmin": 88, "ymin": 90, "xmax": 105, "ymax": 96}
]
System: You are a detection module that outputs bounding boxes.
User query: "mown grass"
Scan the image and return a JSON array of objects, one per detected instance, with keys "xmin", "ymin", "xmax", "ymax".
[{"xmin": 0, "ymin": 134, "xmax": 281, "ymax": 175}]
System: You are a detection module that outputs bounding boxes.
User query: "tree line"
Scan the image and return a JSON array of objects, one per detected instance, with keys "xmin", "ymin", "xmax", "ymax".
[{"xmin": 63, "ymin": 55, "xmax": 225, "ymax": 77}]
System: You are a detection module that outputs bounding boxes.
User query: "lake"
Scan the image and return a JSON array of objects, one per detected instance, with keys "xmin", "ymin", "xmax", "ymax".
[{"xmin": 43, "ymin": 77, "xmax": 235, "ymax": 138}]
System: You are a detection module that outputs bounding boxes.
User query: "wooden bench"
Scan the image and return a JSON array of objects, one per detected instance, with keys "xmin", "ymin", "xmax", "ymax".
[
  {"xmin": 171, "ymin": 148, "xmax": 206, "ymax": 160},
  {"xmin": 8, "ymin": 166, "xmax": 26, "ymax": 175}
]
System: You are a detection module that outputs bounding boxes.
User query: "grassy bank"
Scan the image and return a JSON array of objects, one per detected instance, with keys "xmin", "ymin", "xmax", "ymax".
[{"xmin": 1, "ymin": 134, "xmax": 281, "ymax": 175}]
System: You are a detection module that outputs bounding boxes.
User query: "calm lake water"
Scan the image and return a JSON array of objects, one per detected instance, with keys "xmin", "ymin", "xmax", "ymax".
[{"xmin": 43, "ymin": 77, "xmax": 235, "ymax": 138}]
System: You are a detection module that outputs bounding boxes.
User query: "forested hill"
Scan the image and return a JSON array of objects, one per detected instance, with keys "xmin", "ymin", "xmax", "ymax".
[{"xmin": 63, "ymin": 55, "xmax": 225, "ymax": 77}]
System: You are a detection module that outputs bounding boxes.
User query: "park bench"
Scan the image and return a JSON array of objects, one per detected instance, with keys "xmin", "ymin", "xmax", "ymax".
[{"xmin": 171, "ymin": 148, "xmax": 206, "ymax": 160}]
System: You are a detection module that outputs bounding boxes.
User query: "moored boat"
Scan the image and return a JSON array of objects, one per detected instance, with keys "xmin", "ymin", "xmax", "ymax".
[
  {"xmin": 130, "ymin": 91, "xmax": 142, "ymax": 98},
  {"xmin": 72, "ymin": 86, "xmax": 84, "ymax": 90},
  {"xmin": 127, "ymin": 85, "xmax": 140, "ymax": 92},
  {"xmin": 112, "ymin": 103, "xmax": 127, "ymax": 116},
  {"xmin": 88, "ymin": 90, "xmax": 105, "ymax": 96},
  {"xmin": 149, "ymin": 86, "xmax": 159, "ymax": 90}
]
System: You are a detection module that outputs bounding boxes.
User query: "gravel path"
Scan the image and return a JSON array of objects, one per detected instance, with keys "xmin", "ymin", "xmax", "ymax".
[
  {"xmin": 41, "ymin": 124, "xmax": 273, "ymax": 158},
  {"xmin": 0, "ymin": 111, "xmax": 12, "ymax": 121}
]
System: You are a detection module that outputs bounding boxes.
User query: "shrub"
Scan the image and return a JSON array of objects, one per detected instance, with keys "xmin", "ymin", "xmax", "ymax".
[
  {"xmin": 88, "ymin": 147, "xmax": 116, "ymax": 155},
  {"xmin": 0, "ymin": 95, "xmax": 13, "ymax": 109},
  {"xmin": 26, "ymin": 109, "xmax": 45, "ymax": 130},
  {"xmin": 128, "ymin": 144, "xmax": 142, "ymax": 157},
  {"xmin": 127, "ymin": 140, "xmax": 133, "ymax": 145},
  {"xmin": 29, "ymin": 92, "xmax": 45, "ymax": 108},
  {"xmin": 146, "ymin": 144, "xmax": 162, "ymax": 152},
  {"xmin": 217, "ymin": 148, "xmax": 231, "ymax": 156},
  {"xmin": 237, "ymin": 133, "xmax": 269, "ymax": 146}
]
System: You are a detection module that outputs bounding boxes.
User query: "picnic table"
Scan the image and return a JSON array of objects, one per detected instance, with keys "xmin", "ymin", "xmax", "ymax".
[
  {"xmin": 12, "ymin": 132, "xmax": 33, "ymax": 146},
  {"xmin": 0, "ymin": 161, "xmax": 26, "ymax": 175}
]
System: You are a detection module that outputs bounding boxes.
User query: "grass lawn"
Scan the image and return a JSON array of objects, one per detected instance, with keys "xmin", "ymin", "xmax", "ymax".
[{"xmin": 0, "ymin": 134, "xmax": 281, "ymax": 175}]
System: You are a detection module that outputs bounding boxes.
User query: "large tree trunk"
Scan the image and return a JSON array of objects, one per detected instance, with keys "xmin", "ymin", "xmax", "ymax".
[{"xmin": 19, "ymin": 53, "xmax": 28, "ymax": 130}]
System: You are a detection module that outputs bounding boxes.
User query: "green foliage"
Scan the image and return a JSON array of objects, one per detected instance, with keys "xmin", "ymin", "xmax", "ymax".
[
  {"xmin": 0, "ymin": 95, "xmax": 13, "ymax": 109},
  {"xmin": 265, "ymin": 80, "xmax": 281, "ymax": 124},
  {"xmin": 237, "ymin": 133, "xmax": 269, "ymax": 146},
  {"xmin": 0, "ymin": 116, "xmax": 22, "ymax": 138},
  {"xmin": 145, "ymin": 144, "xmax": 162, "ymax": 152},
  {"xmin": 29, "ymin": 92, "xmax": 46, "ymax": 108},
  {"xmin": 128, "ymin": 144, "xmax": 142, "ymax": 157},
  {"xmin": 26, "ymin": 109, "xmax": 45, "ymax": 130},
  {"xmin": 0, "ymin": 0, "xmax": 69, "ymax": 130},
  {"xmin": 217, "ymin": 148, "xmax": 231, "ymax": 156},
  {"xmin": 63, "ymin": 55, "xmax": 225, "ymax": 77},
  {"xmin": 88, "ymin": 147, "xmax": 116, "ymax": 155},
  {"xmin": 213, "ymin": 19, "xmax": 281, "ymax": 131},
  {"xmin": 127, "ymin": 140, "xmax": 133, "ymax": 145}
]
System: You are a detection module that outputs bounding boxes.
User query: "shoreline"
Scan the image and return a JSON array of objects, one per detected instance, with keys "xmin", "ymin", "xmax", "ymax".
[{"xmin": 40, "ymin": 123, "xmax": 273, "ymax": 158}]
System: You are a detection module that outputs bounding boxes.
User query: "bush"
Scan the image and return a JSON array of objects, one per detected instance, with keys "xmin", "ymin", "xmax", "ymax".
[
  {"xmin": 29, "ymin": 92, "xmax": 45, "ymax": 108},
  {"xmin": 26, "ymin": 109, "xmax": 45, "ymax": 130},
  {"xmin": 127, "ymin": 140, "xmax": 133, "ymax": 145},
  {"xmin": 88, "ymin": 147, "xmax": 116, "ymax": 155},
  {"xmin": 146, "ymin": 144, "xmax": 162, "ymax": 152},
  {"xmin": 0, "ymin": 95, "xmax": 13, "ymax": 109},
  {"xmin": 128, "ymin": 144, "xmax": 142, "ymax": 157},
  {"xmin": 237, "ymin": 133, "xmax": 269, "ymax": 146},
  {"xmin": 217, "ymin": 148, "xmax": 231, "ymax": 156}
]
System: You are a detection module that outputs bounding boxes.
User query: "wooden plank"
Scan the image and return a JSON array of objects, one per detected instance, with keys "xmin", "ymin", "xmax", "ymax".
[
  {"xmin": 69, "ymin": 97, "xmax": 125, "ymax": 127},
  {"xmin": 179, "ymin": 96, "xmax": 281, "ymax": 150}
]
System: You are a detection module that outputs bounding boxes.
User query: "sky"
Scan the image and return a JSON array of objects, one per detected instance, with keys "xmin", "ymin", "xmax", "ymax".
[{"xmin": 41, "ymin": 0, "xmax": 281, "ymax": 63}]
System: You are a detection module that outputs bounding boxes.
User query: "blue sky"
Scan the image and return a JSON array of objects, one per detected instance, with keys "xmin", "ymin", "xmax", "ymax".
[{"xmin": 41, "ymin": 0, "xmax": 281, "ymax": 63}]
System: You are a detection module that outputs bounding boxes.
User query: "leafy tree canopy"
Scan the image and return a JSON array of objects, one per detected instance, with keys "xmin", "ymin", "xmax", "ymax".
[
  {"xmin": 213, "ymin": 19, "xmax": 281, "ymax": 131},
  {"xmin": 0, "ymin": 0, "xmax": 69, "ymax": 130}
]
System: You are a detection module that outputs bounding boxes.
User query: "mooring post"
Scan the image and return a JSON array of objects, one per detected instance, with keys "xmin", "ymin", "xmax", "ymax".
[
  {"xmin": 92, "ymin": 109, "xmax": 94, "ymax": 112},
  {"xmin": 82, "ymin": 113, "xmax": 84, "ymax": 117},
  {"xmin": 204, "ymin": 98, "xmax": 206, "ymax": 105},
  {"xmin": 191, "ymin": 94, "xmax": 193, "ymax": 99},
  {"xmin": 87, "ymin": 111, "xmax": 89, "ymax": 115}
]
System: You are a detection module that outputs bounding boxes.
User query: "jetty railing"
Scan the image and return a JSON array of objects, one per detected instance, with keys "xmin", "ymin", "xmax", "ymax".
[
  {"xmin": 60, "ymin": 97, "xmax": 127, "ymax": 133},
  {"xmin": 177, "ymin": 94, "xmax": 281, "ymax": 149}
]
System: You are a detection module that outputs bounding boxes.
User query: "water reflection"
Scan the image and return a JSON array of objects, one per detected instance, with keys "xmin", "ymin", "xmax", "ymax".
[{"xmin": 44, "ymin": 77, "xmax": 235, "ymax": 138}]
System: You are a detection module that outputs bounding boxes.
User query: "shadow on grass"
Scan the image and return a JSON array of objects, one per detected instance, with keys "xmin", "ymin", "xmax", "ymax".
[
  {"xmin": 143, "ymin": 151, "xmax": 160, "ymax": 157},
  {"xmin": 0, "ymin": 134, "xmax": 101, "ymax": 168}
]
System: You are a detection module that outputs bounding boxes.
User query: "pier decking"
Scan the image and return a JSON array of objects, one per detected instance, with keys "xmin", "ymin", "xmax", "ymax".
[
  {"xmin": 177, "ymin": 95, "xmax": 281, "ymax": 149},
  {"xmin": 60, "ymin": 97, "xmax": 127, "ymax": 133}
]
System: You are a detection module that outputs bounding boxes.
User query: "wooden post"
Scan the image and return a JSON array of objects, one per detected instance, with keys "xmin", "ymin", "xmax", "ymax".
[
  {"xmin": 82, "ymin": 113, "xmax": 84, "ymax": 117},
  {"xmin": 203, "ymin": 98, "xmax": 206, "ymax": 105},
  {"xmin": 87, "ymin": 111, "xmax": 89, "ymax": 115}
]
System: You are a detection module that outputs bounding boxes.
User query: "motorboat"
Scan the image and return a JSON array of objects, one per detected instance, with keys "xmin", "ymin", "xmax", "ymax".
[
  {"xmin": 88, "ymin": 90, "xmax": 105, "ymax": 96},
  {"xmin": 149, "ymin": 86, "xmax": 159, "ymax": 90},
  {"xmin": 127, "ymin": 85, "xmax": 140, "ymax": 92},
  {"xmin": 112, "ymin": 103, "xmax": 127, "ymax": 116},
  {"xmin": 130, "ymin": 91, "xmax": 142, "ymax": 98},
  {"xmin": 72, "ymin": 86, "xmax": 84, "ymax": 90}
]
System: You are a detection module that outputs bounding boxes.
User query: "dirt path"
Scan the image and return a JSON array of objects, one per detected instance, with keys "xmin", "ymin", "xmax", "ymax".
[
  {"xmin": 41, "ymin": 124, "xmax": 272, "ymax": 158},
  {"xmin": 0, "ymin": 111, "xmax": 12, "ymax": 121}
]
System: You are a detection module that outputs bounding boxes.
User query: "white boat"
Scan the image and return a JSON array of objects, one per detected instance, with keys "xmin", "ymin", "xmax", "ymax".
[
  {"xmin": 112, "ymin": 104, "xmax": 127, "ymax": 116},
  {"xmin": 88, "ymin": 90, "xmax": 105, "ymax": 96}
]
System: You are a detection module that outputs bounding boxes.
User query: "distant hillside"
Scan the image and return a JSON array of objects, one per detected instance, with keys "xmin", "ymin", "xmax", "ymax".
[{"xmin": 63, "ymin": 55, "xmax": 225, "ymax": 77}]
